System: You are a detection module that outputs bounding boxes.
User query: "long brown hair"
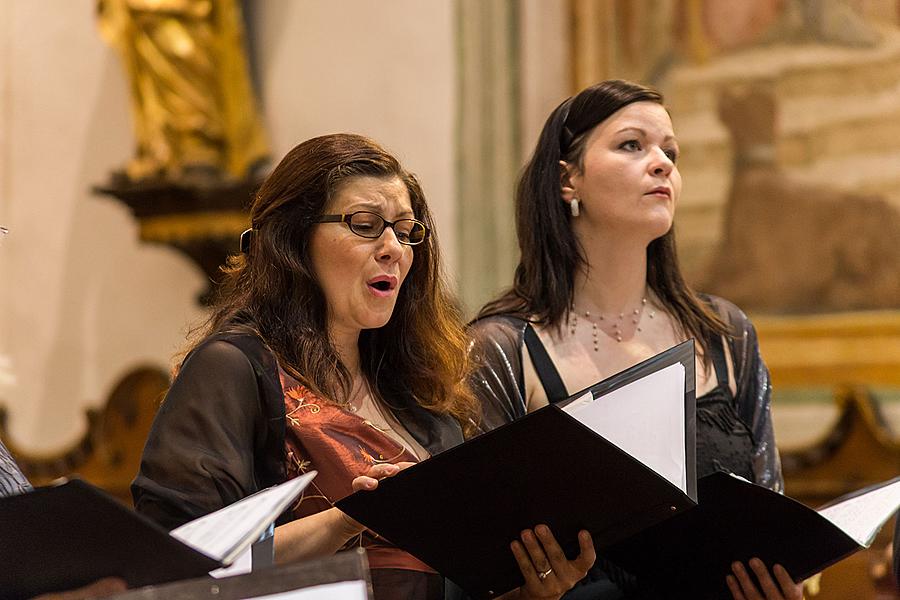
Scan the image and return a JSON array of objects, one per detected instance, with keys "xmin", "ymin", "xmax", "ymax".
[
  {"xmin": 191, "ymin": 133, "xmax": 477, "ymax": 428},
  {"xmin": 479, "ymin": 79, "xmax": 728, "ymax": 359}
]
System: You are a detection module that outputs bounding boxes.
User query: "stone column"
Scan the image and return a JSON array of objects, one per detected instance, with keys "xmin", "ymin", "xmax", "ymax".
[{"xmin": 455, "ymin": 0, "xmax": 521, "ymax": 315}]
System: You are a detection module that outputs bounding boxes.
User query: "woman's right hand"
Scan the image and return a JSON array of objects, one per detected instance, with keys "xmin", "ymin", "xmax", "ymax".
[
  {"xmin": 726, "ymin": 559, "xmax": 804, "ymax": 600},
  {"xmin": 501, "ymin": 525, "xmax": 596, "ymax": 600}
]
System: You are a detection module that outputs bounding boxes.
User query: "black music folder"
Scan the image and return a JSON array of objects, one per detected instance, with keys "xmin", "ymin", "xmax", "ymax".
[
  {"xmin": 0, "ymin": 472, "xmax": 315, "ymax": 600},
  {"xmin": 338, "ymin": 340, "xmax": 697, "ymax": 599},
  {"xmin": 340, "ymin": 330, "xmax": 900, "ymax": 599},
  {"xmin": 604, "ymin": 471, "xmax": 900, "ymax": 600}
]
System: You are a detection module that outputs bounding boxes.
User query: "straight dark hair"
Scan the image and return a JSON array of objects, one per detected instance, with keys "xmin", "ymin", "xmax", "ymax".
[
  {"xmin": 187, "ymin": 133, "xmax": 477, "ymax": 428},
  {"xmin": 480, "ymin": 79, "xmax": 729, "ymax": 360}
]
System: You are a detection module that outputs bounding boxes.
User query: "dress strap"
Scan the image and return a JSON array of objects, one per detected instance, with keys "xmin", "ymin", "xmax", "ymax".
[
  {"xmin": 523, "ymin": 324, "xmax": 569, "ymax": 404},
  {"xmin": 708, "ymin": 334, "xmax": 730, "ymax": 390}
]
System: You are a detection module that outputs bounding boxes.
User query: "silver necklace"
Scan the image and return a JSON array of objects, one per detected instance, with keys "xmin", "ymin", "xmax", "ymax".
[
  {"xmin": 346, "ymin": 378, "xmax": 370, "ymax": 413},
  {"xmin": 569, "ymin": 297, "xmax": 655, "ymax": 349}
]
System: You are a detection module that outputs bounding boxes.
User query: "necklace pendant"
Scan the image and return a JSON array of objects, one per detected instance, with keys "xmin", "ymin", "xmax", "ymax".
[{"xmin": 571, "ymin": 296, "xmax": 650, "ymax": 346}]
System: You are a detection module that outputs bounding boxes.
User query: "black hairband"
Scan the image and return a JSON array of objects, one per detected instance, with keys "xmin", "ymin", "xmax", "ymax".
[
  {"xmin": 558, "ymin": 97, "xmax": 576, "ymax": 154},
  {"xmin": 240, "ymin": 228, "xmax": 253, "ymax": 254}
]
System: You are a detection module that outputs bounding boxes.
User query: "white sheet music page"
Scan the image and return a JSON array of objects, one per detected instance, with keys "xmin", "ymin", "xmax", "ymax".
[
  {"xmin": 171, "ymin": 471, "xmax": 316, "ymax": 564},
  {"xmin": 562, "ymin": 363, "xmax": 687, "ymax": 492},
  {"xmin": 210, "ymin": 547, "xmax": 253, "ymax": 578},
  {"xmin": 817, "ymin": 478, "xmax": 900, "ymax": 547}
]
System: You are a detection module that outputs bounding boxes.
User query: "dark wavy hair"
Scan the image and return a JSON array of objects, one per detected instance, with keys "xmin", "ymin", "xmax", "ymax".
[
  {"xmin": 480, "ymin": 79, "xmax": 728, "ymax": 359},
  {"xmin": 190, "ymin": 133, "xmax": 477, "ymax": 428}
]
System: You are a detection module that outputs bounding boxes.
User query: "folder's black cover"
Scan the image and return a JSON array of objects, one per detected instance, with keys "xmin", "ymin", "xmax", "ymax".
[
  {"xmin": 0, "ymin": 479, "xmax": 221, "ymax": 600},
  {"xmin": 603, "ymin": 472, "xmax": 862, "ymax": 600},
  {"xmin": 338, "ymin": 341, "xmax": 696, "ymax": 599}
]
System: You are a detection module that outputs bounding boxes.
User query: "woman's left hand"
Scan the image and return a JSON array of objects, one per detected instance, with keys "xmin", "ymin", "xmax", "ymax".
[
  {"xmin": 503, "ymin": 525, "xmax": 596, "ymax": 600},
  {"xmin": 726, "ymin": 559, "xmax": 804, "ymax": 600},
  {"xmin": 341, "ymin": 461, "xmax": 417, "ymax": 535},
  {"xmin": 350, "ymin": 461, "xmax": 416, "ymax": 492}
]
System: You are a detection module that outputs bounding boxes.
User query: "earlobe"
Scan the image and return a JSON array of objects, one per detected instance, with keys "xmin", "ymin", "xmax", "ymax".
[
  {"xmin": 559, "ymin": 160, "xmax": 581, "ymax": 216},
  {"xmin": 559, "ymin": 160, "xmax": 577, "ymax": 203}
]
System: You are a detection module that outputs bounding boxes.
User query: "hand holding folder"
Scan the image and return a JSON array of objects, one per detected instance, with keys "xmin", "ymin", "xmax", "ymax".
[
  {"xmin": 338, "ymin": 341, "xmax": 697, "ymax": 599},
  {"xmin": 338, "ymin": 339, "xmax": 900, "ymax": 599},
  {"xmin": 605, "ymin": 472, "xmax": 900, "ymax": 599}
]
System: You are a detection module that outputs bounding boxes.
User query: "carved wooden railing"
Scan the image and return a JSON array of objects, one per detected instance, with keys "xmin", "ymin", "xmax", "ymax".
[
  {"xmin": 0, "ymin": 367, "xmax": 169, "ymax": 505},
  {"xmin": 756, "ymin": 311, "xmax": 900, "ymax": 598}
]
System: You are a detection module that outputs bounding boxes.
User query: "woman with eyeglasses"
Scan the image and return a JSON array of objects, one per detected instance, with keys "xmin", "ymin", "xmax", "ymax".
[
  {"xmin": 468, "ymin": 81, "xmax": 802, "ymax": 600},
  {"xmin": 133, "ymin": 134, "xmax": 594, "ymax": 600}
]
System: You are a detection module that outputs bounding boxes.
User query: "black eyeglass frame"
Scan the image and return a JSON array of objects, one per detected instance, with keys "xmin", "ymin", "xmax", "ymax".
[{"xmin": 314, "ymin": 211, "xmax": 430, "ymax": 245}]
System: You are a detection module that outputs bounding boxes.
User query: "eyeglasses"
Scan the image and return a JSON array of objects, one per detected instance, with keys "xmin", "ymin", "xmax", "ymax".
[{"xmin": 315, "ymin": 211, "xmax": 429, "ymax": 246}]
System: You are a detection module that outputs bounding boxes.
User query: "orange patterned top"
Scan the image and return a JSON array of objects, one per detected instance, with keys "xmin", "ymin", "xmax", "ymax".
[{"xmin": 281, "ymin": 370, "xmax": 435, "ymax": 574}]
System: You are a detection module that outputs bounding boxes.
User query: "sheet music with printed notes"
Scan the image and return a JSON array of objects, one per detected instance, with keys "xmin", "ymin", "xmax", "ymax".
[
  {"xmin": 171, "ymin": 471, "xmax": 316, "ymax": 565},
  {"xmin": 817, "ymin": 477, "xmax": 900, "ymax": 547}
]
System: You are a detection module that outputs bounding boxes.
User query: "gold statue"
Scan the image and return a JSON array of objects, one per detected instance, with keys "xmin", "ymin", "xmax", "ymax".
[{"xmin": 97, "ymin": 0, "xmax": 269, "ymax": 184}]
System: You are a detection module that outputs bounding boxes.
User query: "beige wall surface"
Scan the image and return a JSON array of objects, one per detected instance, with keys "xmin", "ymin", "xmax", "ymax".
[
  {"xmin": 0, "ymin": 0, "xmax": 457, "ymax": 452},
  {"xmin": 250, "ymin": 0, "xmax": 458, "ymax": 271},
  {"xmin": 0, "ymin": 0, "xmax": 207, "ymax": 452}
]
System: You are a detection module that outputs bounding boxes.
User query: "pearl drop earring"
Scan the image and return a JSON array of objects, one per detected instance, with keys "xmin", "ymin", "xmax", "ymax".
[{"xmin": 570, "ymin": 197, "xmax": 580, "ymax": 217}]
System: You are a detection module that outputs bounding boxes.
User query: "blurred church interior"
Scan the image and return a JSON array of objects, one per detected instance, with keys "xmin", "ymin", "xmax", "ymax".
[{"xmin": 1, "ymin": 1, "xmax": 899, "ymax": 597}]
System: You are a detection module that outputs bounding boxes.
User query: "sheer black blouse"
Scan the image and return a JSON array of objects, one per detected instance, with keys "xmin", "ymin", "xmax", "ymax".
[
  {"xmin": 132, "ymin": 327, "xmax": 464, "ymax": 530},
  {"xmin": 467, "ymin": 295, "xmax": 782, "ymax": 491}
]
